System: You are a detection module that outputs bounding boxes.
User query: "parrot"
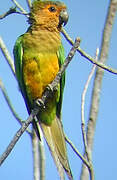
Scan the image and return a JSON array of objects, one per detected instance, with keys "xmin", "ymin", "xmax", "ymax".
[{"xmin": 13, "ymin": 0, "xmax": 73, "ymax": 179}]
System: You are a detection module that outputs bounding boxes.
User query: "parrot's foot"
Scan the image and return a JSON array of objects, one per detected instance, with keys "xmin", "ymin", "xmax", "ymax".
[
  {"xmin": 46, "ymin": 84, "xmax": 58, "ymax": 99},
  {"xmin": 46, "ymin": 83, "xmax": 58, "ymax": 92},
  {"xmin": 34, "ymin": 99, "xmax": 45, "ymax": 109},
  {"xmin": 46, "ymin": 84, "xmax": 55, "ymax": 98},
  {"xmin": 46, "ymin": 84, "xmax": 53, "ymax": 92}
]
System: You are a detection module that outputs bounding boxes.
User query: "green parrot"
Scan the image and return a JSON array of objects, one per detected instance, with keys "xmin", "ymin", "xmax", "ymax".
[{"xmin": 14, "ymin": 1, "xmax": 73, "ymax": 179}]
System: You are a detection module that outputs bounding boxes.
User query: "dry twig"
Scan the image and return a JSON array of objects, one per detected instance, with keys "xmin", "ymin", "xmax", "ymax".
[
  {"xmin": 0, "ymin": 36, "xmax": 15, "ymax": 76},
  {"xmin": 11, "ymin": 0, "xmax": 28, "ymax": 14},
  {"xmin": 0, "ymin": 78, "xmax": 31, "ymax": 134},
  {"xmin": 32, "ymin": 128, "xmax": 45, "ymax": 180},
  {"xmin": 0, "ymin": 7, "xmax": 20, "ymax": 19},
  {"xmin": 61, "ymin": 28, "xmax": 117, "ymax": 75},
  {"xmin": 0, "ymin": 109, "xmax": 36, "ymax": 165},
  {"xmin": 80, "ymin": 1, "xmax": 117, "ymax": 179},
  {"xmin": 81, "ymin": 48, "xmax": 99, "ymax": 180},
  {"xmin": 26, "ymin": 0, "xmax": 32, "ymax": 9},
  {"xmin": 65, "ymin": 135, "xmax": 90, "ymax": 169},
  {"xmin": 0, "ymin": 79, "xmax": 21, "ymax": 123}
]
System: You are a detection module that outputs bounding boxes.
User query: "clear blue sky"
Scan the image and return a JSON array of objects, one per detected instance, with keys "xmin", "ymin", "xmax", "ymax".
[{"xmin": 0, "ymin": 0, "xmax": 117, "ymax": 179}]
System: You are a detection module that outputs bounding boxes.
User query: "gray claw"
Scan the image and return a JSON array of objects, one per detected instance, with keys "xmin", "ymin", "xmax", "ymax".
[
  {"xmin": 46, "ymin": 84, "xmax": 53, "ymax": 92},
  {"xmin": 35, "ymin": 99, "xmax": 45, "ymax": 109}
]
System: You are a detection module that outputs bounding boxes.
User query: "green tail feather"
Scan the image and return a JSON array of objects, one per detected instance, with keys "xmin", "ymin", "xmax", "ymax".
[{"xmin": 40, "ymin": 116, "xmax": 73, "ymax": 180}]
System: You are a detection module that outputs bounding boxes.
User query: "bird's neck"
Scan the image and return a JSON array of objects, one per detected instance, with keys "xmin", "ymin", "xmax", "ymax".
[{"xmin": 23, "ymin": 26, "xmax": 61, "ymax": 53}]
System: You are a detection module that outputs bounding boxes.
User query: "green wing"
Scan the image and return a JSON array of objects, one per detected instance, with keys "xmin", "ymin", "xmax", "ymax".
[
  {"xmin": 13, "ymin": 36, "xmax": 23, "ymax": 90},
  {"xmin": 57, "ymin": 43, "xmax": 65, "ymax": 118},
  {"xmin": 14, "ymin": 35, "xmax": 41, "ymax": 139},
  {"xmin": 13, "ymin": 35, "xmax": 31, "ymax": 113}
]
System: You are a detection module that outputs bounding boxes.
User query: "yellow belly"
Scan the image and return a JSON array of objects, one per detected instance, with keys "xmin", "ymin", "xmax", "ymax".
[{"xmin": 23, "ymin": 53, "xmax": 59, "ymax": 104}]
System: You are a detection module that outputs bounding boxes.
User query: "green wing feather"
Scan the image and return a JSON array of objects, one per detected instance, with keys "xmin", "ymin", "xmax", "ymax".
[
  {"xmin": 13, "ymin": 36, "xmax": 23, "ymax": 90},
  {"xmin": 57, "ymin": 43, "xmax": 65, "ymax": 118},
  {"xmin": 13, "ymin": 35, "xmax": 31, "ymax": 113},
  {"xmin": 14, "ymin": 35, "xmax": 41, "ymax": 139},
  {"xmin": 14, "ymin": 36, "xmax": 65, "ymax": 116}
]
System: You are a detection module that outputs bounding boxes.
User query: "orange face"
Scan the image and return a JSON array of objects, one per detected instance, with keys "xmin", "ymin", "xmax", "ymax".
[{"xmin": 29, "ymin": 1, "xmax": 68, "ymax": 31}]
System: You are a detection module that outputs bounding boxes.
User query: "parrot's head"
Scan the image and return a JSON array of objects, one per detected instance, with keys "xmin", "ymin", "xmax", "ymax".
[{"xmin": 29, "ymin": 0, "xmax": 69, "ymax": 31}]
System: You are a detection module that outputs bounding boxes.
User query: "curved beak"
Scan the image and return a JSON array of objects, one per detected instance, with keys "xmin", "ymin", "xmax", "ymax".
[{"xmin": 59, "ymin": 9, "xmax": 69, "ymax": 27}]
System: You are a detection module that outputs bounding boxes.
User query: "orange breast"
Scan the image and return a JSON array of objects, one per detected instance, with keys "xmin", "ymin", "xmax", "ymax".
[{"xmin": 23, "ymin": 53, "xmax": 59, "ymax": 102}]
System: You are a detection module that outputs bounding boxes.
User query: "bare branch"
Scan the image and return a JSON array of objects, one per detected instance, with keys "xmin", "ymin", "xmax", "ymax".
[
  {"xmin": 32, "ymin": 131, "xmax": 40, "ymax": 180},
  {"xmin": 88, "ymin": 0, "xmax": 117, "ymax": 162},
  {"xmin": 61, "ymin": 28, "xmax": 117, "ymax": 75},
  {"xmin": 0, "ymin": 78, "xmax": 31, "ymax": 134},
  {"xmin": 32, "ymin": 124, "xmax": 45, "ymax": 180},
  {"xmin": 0, "ymin": 79, "xmax": 21, "ymax": 123},
  {"xmin": 0, "ymin": 38, "xmax": 79, "ymax": 166},
  {"xmin": 26, "ymin": 0, "xmax": 32, "ymax": 9},
  {"xmin": 80, "ymin": 1, "xmax": 117, "ymax": 180},
  {"xmin": 0, "ymin": 36, "xmax": 15, "ymax": 76},
  {"xmin": 11, "ymin": 0, "xmax": 28, "ymax": 14},
  {"xmin": 0, "ymin": 7, "xmax": 20, "ymax": 19},
  {"xmin": 81, "ymin": 49, "xmax": 99, "ymax": 158},
  {"xmin": 65, "ymin": 135, "xmax": 90, "ymax": 169},
  {"xmin": 38, "ymin": 129, "xmax": 45, "ymax": 180},
  {"xmin": 80, "ymin": 48, "xmax": 99, "ymax": 180},
  {"xmin": 0, "ymin": 109, "xmax": 35, "ymax": 165}
]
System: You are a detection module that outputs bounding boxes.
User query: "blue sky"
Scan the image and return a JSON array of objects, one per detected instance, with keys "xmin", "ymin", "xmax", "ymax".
[{"xmin": 0, "ymin": 0, "xmax": 117, "ymax": 179}]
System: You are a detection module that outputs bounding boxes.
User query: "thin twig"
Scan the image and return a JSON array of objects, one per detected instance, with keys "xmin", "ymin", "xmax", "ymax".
[
  {"xmin": 0, "ymin": 79, "xmax": 21, "ymax": 122},
  {"xmin": 0, "ymin": 38, "xmax": 79, "ymax": 166},
  {"xmin": 0, "ymin": 7, "xmax": 20, "ymax": 19},
  {"xmin": 11, "ymin": 0, "xmax": 28, "ymax": 15},
  {"xmin": 26, "ymin": 0, "xmax": 32, "ymax": 9},
  {"xmin": 37, "ymin": 124, "xmax": 45, "ymax": 180},
  {"xmin": 32, "ymin": 131, "xmax": 40, "ymax": 180},
  {"xmin": 32, "ymin": 122, "xmax": 45, "ymax": 180},
  {"xmin": 81, "ymin": 67, "xmax": 96, "ymax": 157},
  {"xmin": 88, "ymin": 0, "xmax": 117, "ymax": 166},
  {"xmin": 65, "ymin": 135, "xmax": 90, "ymax": 169},
  {"xmin": 81, "ymin": 49, "xmax": 99, "ymax": 157},
  {"xmin": 0, "ymin": 108, "xmax": 37, "ymax": 165},
  {"xmin": 0, "ymin": 37, "xmax": 32, "ymax": 134},
  {"xmin": 0, "ymin": 36, "xmax": 15, "ymax": 76},
  {"xmin": 80, "ymin": 1, "xmax": 117, "ymax": 180},
  {"xmin": 0, "ymin": 78, "xmax": 31, "ymax": 135},
  {"xmin": 81, "ymin": 48, "xmax": 99, "ymax": 180},
  {"xmin": 61, "ymin": 28, "xmax": 117, "ymax": 75}
]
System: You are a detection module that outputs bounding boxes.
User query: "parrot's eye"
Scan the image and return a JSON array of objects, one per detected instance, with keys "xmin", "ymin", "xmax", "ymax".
[{"xmin": 48, "ymin": 6, "xmax": 56, "ymax": 12}]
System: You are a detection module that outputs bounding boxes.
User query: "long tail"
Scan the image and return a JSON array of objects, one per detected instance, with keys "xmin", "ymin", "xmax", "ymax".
[{"xmin": 40, "ymin": 116, "xmax": 73, "ymax": 180}]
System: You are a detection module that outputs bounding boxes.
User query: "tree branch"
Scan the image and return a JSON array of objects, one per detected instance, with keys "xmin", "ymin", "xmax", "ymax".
[
  {"xmin": 32, "ymin": 123, "xmax": 45, "ymax": 180},
  {"xmin": 0, "ymin": 37, "xmax": 79, "ymax": 166},
  {"xmin": 0, "ymin": 79, "xmax": 21, "ymax": 122},
  {"xmin": 0, "ymin": 109, "xmax": 36, "ymax": 165},
  {"xmin": 0, "ymin": 78, "xmax": 31, "ymax": 134},
  {"xmin": 32, "ymin": 131, "xmax": 40, "ymax": 180},
  {"xmin": 0, "ymin": 7, "xmax": 20, "ymax": 19},
  {"xmin": 11, "ymin": 0, "xmax": 28, "ymax": 15},
  {"xmin": 26, "ymin": 0, "xmax": 32, "ymax": 9},
  {"xmin": 80, "ymin": 1, "xmax": 117, "ymax": 179},
  {"xmin": 80, "ymin": 48, "xmax": 99, "ymax": 180},
  {"xmin": 61, "ymin": 28, "xmax": 117, "ymax": 75},
  {"xmin": 65, "ymin": 135, "xmax": 90, "ymax": 169},
  {"xmin": 0, "ymin": 36, "xmax": 15, "ymax": 76}
]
